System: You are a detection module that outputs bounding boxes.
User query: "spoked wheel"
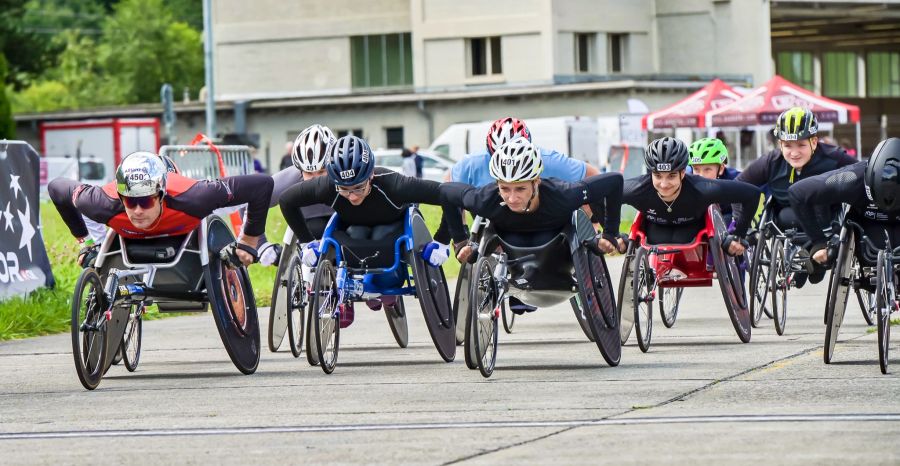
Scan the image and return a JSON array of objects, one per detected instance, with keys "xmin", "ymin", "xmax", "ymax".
[
  {"xmin": 71, "ymin": 269, "xmax": 109, "ymax": 390},
  {"xmin": 659, "ymin": 287, "xmax": 683, "ymax": 328},
  {"xmin": 876, "ymin": 251, "xmax": 892, "ymax": 375},
  {"xmin": 501, "ymin": 300, "xmax": 515, "ymax": 334},
  {"xmin": 312, "ymin": 260, "xmax": 340, "ymax": 374},
  {"xmin": 384, "ymin": 296, "xmax": 409, "ymax": 348},
  {"xmin": 857, "ymin": 285, "xmax": 876, "ymax": 326},
  {"xmin": 467, "ymin": 256, "xmax": 499, "ymax": 378},
  {"xmin": 824, "ymin": 228, "xmax": 855, "ymax": 364},
  {"xmin": 749, "ymin": 235, "xmax": 773, "ymax": 327},
  {"xmin": 770, "ymin": 239, "xmax": 789, "ymax": 336},
  {"xmin": 632, "ymin": 247, "xmax": 654, "ymax": 353},
  {"xmin": 120, "ymin": 305, "xmax": 143, "ymax": 372},
  {"xmin": 285, "ymin": 255, "xmax": 307, "ymax": 358}
]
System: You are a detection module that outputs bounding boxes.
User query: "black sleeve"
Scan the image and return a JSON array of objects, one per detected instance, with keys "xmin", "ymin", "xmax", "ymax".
[
  {"xmin": 622, "ymin": 175, "xmax": 651, "ymax": 210},
  {"xmin": 695, "ymin": 177, "xmax": 762, "ymax": 237},
  {"xmin": 581, "ymin": 173, "xmax": 624, "ymax": 235},
  {"xmin": 278, "ymin": 176, "xmax": 335, "ymax": 243},
  {"xmin": 170, "ymin": 174, "xmax": 274, "ymax": 237},
  {"xmin": 788, "ymin": 162, "xmax": 866, "ymax": 246},
  {"xmin": 736, "ymin": 151, "xmax": 775, "ymax": 188},
  {"xmin": 380, "ymin": 172, "xmax": 444, "ymax": 205},
  {"xmin": 47, "ymin": 178, "xmax": 91, "ymax": 239},
  {"xmin": 48, "ymin": 178, "xmax": 123, "ymax": 239}
]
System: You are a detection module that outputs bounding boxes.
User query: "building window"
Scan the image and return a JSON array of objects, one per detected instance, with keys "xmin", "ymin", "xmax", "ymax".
[
  {"xmin": 385, "ymin": 127, "xmax": 404, "ymax": 149},
  {"xmin": 775, "ymin": 51, "xmax": 814, "ymax": 90},
  {"xmin": 469, "ymin": 36, "xmax": 502, "ymax": 77},
  {"xmin": 823, "ymin": 52, "xmax": 859, "ymax": 97},
  {"xmin": 608, "ymin": 33, "xmax": 625, "ymax": 73},
  {"xmin": 867, "ymin": 51, "xmax": 900, "ymax": 97},
  {"xmin": 351, "ymin": 33, "xmax": 413, "ymax": 89},
  {"xmin": 336, "ymin": 129, "xmax": 364, "ymax": 139},
  {"xmin": 575, "ymin": 33, "xmax": 595, "ymax": 73}
]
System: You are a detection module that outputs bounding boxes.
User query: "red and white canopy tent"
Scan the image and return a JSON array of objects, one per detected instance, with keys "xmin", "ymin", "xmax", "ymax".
[
  {"xmin": 642, "ymin": 78, "xmax": 745, "ymax": 130},
  {"xmin": 705, "ymin": 75, "xmax": 862, "ymax": 161}
]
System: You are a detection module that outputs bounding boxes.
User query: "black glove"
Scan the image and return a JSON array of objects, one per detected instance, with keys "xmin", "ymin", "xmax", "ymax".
[
  {"xmin": 220, "ymin": 241, "xmax": 259, "ymax": 268},
  {"xmin": 78, "ymin": 244, "xmax": 100, "ymax": 269},
  {"xmin": 722, "ymin": 234, "xmax": 749, "ymax": 256}
]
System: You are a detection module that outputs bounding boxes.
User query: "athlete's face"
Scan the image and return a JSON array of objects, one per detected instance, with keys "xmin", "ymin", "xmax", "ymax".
[
  {"xmin": 336, "ymin": 178, "xmax": 372, "ymax": 206},
  {"xmin": 652, "ymin": 170, "xmax": 685, "ymax": 199},
  {"xmin": 121, "ymin": 194, "xmax": 163, "ymax": 230},
  {"xmin": 692, "ymin": 163, "xmax": 724, "ymax": 180},
  {"xmin": 302, "ymin": 169, "xmax": 327, "ymax": 181},
  {"xmin": 498, "ymin": 179, "xmax": 540, "ymax": 213},
  {"xmin": 779, "ymin": 137, "xmax": 818, "ymax": 169}
]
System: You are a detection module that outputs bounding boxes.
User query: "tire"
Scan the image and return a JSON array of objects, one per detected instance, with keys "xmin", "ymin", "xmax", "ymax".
[
  {"xmin": 71, "ymin": 269, "xmax": 109, "ymax": 390},
  {"xmin": 267, "ymin": 238, "xmax": 297, "ymax": 352},
  {"xmin": 120, "ymin": 305, "xmax": 143, "ymax": 372},
  {"xmin": 313, "ymin": 260, "xmax": 340, "ymax": 374},
  {"xmin": 569, "ymin": 295, "xmax": 596, "ymax": 342},
  {"xmin": 285, "ymin": 255, "xmax": 306, "ymax": 358},
  {"xmin": 305, "ymin": 307, "xmax": 320, "ymax": 367},
  {"xmin": 468, "ymin": 256, "xmax": 499, "ymax": 378},
  {"xmin": 384, "ymin": 296, "xmax": 409, "ymax": 348},
  {"xmin": 501, "ymin": 300, "xmax": 515, "ymax": 334},
  {"xmin": 876, "ymin": 251, "xmax": 891, "ymax": 375},
  {"xmin": 770, "ymin": 239, "xmax": 789, "ymax": 336},
  {"xmin": 617, "ymin": 245, "xmax": 636, "ymax": 345},
  {"xmin": 453, "ymin": 262, "xmax": 472, "ymax": 345},
  {"xmin": 709, "ymin": 208, "xmax": 752, "ymax": 343},
  {"xmin": 824, "ymin": 228, "xmax": 855, "ymax": 364},
  {"xmin": 749, "ymin": 235, "xmax": 773, "ymax": 327},
  {"xmin": 632, "ymin": 247, "xmax": 654, "ymax": 353},
  {"xmin": 659, "ymin": 287, "xmax": 683, "ymax": 329}
]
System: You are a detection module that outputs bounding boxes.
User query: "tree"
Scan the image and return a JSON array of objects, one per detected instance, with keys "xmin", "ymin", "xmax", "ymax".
[
  {"xmin": 0, "ymin": 0, "xmax": 58, "ymax": 89},
  {"xmin": 0, "ymin": 54, "xmax": 15, "ymax": 138}
]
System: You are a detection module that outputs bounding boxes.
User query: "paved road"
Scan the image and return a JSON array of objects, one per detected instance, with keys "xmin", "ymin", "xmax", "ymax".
[{"xmin": 1, "ymin": 258, "xmax": 898, "ymax": 465}]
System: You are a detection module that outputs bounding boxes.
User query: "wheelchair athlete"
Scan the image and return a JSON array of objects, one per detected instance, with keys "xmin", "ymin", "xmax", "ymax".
[
  {"xmin": 278, "ymin": 135, "xmax": 468, "ymax": 327},
  {"xmin": 623, "ymin": 137, "xmax": 760, "ymax": 264},
  {"xmin": 735, "ymin": 106, "xmax": 856, "ymax": 285},
  {"xmin": 443, "ymin": 137, "xmax": 626, "ymax": 284},
  {"xmin": 789, "ymin": 138, "xmax": 900, "ymax": 270},
  {"xmin": 48, "ymin": 151, "xmax": 274, "ymax": 269}
]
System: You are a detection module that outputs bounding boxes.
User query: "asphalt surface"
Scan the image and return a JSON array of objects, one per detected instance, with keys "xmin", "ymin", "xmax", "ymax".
[{"xmin": 1, "ymin": 257, "xmax": 898, "ymax": 465}]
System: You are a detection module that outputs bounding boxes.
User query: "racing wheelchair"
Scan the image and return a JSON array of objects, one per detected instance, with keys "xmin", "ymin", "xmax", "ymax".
[
  {"xmin": 306, "ymin": 207, "xmax": 453, "ymax": 374},
  {"xmin": 453, "ymin": 216, "xmax": 598, "ymax": 347},
  {"xmin": 824, "ymin": 217, "xmax": 896, "ymax": 373},
  {"xmin": 462, "ymin": 209, "xmax": 621, "ymax": 378},
  {"xmin": 618, "ymin": 206, "xmax": 751, "ymax": 353},
  {"xmin": 71, "ymin": 216, "xmax": 259, "ymax": 390}
]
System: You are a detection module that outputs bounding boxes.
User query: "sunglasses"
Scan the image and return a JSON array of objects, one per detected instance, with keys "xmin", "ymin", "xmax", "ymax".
[
  {"xmin": 121, "ymin": 195, "xmax": 159, "ymax": 209},
  {"xmin": 335, "ymin": 182, "xmax": 369, "ymax": 196}
]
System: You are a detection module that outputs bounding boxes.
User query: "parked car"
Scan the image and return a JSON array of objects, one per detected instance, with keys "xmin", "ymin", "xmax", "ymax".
[{"xmin": 373, "ymin": 149, "xmax": 454, "ymax": 182}]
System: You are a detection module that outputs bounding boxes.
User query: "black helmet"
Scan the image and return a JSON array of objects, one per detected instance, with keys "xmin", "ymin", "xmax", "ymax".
[
  {"xmin": 865, "ymin": 138, "xmax": 900, "ymax": 212},
  {"xmin": 645, "ymin": 137, "xmax": 689, "ymax": 172},
  {"xmin": 325, "ymin": 135, "xmax": 375, "ymax": 186}
]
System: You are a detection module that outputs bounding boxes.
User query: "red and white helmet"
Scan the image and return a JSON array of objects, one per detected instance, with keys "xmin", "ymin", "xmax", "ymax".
[
  {"xmin": 292, "ymin": 124, "xmax": 335, "ymax": 172},
  {"xmin": 489, "ymin": 137, "xmax": 543, "ymax": 183},
  {"xmin": 486, "ymin": 117, "xmax": 532, "ymax": 155}
]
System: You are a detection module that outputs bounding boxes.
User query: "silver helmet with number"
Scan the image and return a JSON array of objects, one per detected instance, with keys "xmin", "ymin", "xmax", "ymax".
[
  {"xmin": 292, "ymin": 124, "xmax": 335, "ymax": 172},
  {"xmin": 116, "ymin": 151, "xmax": 168, "ymax": 198}
]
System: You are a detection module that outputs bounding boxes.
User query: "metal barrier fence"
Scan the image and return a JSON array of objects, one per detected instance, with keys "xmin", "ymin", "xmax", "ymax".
[{"xmin": 159, "ymin": 145, "xmax": 253, "ymax": 180}]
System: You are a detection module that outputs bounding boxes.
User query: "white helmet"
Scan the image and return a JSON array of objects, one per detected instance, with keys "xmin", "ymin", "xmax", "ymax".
[
  {"xmin": 291, "ymin": 124, "xmax": 335, "ymax": 172},
  {"xmin": 489, "ymin": 137, "xmax": 544, "ymax": 183},
  {"xmin": 116, "ymin": 151, "xmax": 168, "ymax": 198}
]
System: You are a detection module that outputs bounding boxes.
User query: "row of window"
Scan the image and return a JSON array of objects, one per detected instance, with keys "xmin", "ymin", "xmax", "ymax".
[
  {"xmin": 776, "ymin": 50, "xmax": 900, "ymax": 97},
  {"xmin": 349, "ymin": 32, "xmax": 627, "ymax": 89}
]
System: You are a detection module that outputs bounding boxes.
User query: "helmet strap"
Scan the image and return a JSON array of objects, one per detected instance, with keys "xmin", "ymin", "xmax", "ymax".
[{"xmin": 522, "ymin": 180, "xmax": 539, "ymax": 213}]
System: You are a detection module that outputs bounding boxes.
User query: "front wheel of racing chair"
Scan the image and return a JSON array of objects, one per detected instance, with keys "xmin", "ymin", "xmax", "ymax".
[
  {"xmin": 467, "ymin": 255, "xmax": 500, "ymax": 378},
  {"xmin": 71, "ymin": 268, "xmax": 109, "ymax": 390},
  {"xmin": 632, "ymin": 246, "xmax": 655, "ymax": 353},
  {"xmin": 285, "ymin": 254, "xmax": 307, "ymax": 358},
  {"xmin": 312, "ymin": 258, "xmax": 340, "ymax": 374},
  {"xmin": 824, "ymin": 223, "xmax": 856, "ymax": 364}
]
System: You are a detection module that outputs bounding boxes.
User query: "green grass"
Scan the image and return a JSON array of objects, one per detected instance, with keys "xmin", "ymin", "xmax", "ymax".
[{"xmin": 867, "ymin": 318, "xmax": 900, "ymax": 334}]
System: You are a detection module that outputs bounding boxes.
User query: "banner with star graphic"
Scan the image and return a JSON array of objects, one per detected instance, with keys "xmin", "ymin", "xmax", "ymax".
[{"xmin": 0, "ymin": 141, "xmax": 55, "ymax": 299}]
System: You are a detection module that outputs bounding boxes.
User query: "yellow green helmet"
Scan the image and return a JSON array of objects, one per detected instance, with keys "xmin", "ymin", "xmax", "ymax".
[
  {"xmin": 774, "ymin": 106, "xmax": 818, "ymax": 141},
  {"xmin": 689, "ymin": 138, "xmax": 728, "ymax": 165}
]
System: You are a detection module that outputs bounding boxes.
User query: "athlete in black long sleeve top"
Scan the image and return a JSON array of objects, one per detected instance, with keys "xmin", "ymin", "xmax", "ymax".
[{"xmin": 279, "ymin": 167, "xmax": 467, "ymax": 244}]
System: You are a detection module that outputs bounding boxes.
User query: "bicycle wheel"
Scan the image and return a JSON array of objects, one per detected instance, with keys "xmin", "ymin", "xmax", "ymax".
[
  {"xmin": 71, "ymin": 269, "xmax": 109, "ymax": 390},
  {"xmin": 633, "ymin": 248, "xmax": 654, "ymax": 353},
  {"xmin": 120, "ymin": 305, "xmax": 143, "ymax": 372},
  {"xmin": 468, "ymin": 256, "xmax": 499, "ymax": 378},
  {"xmin": 313, "ymin": 260, "xmax": 340, "ymax": 374},
  {"xmin": 824, "ymin": 229, "xmax": 855, "ymax": 364},
  {"xmin": 857, "ymin": 286, "xmax": 876, "ymax": 326},
  {"xmin": 659, "ymin": 287, "xmax": 683, "ymax": 328},
  {"xmin": 285, "ymin": 255, "xmax": 306, "ymax": 358},
  {"xmin": 749, "ymin": 235, "xmax": 772, "ymax": 327},
  {"xmin": 770, "ymin": 239, "xmax": 789, "ymax": 336},
  {"xmin": 501, "ymin": 299, "xmax": 515, "ymax": 334},
  {"xmin": 876, "ymin": 251, "xmax": 891, "ymax": 375}
]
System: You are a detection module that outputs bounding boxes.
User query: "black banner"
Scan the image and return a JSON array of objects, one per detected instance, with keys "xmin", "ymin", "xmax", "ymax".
[{"xmin": 0, "ymin": 141, "xmax": 55, "ymax": 299}]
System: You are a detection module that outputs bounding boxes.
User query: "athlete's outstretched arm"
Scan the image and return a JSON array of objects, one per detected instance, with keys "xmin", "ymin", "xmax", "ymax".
[
  {"xmin": 701, "ymin": 178, "xmax": 762, "ymax": 237},
  {"xmin": 278, "ymin": 176, "xmax": 333, "ymax": 243},
  {"xmin": 788, "ymin": 162, "xmax": 865, "ymax": 248}
]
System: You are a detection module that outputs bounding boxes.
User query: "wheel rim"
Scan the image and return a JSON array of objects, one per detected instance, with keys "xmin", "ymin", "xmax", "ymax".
[
  {"xmin": 73, "ymin": 271, "xmax": 107, "ymax": 389},
  {"xmin": 314, "ymin": 262, "xmax": 339, "ymax": 372},
  {"xmin": 771, "ymin": 242, "xmax": 788, "ymax": 335},
  {"xmin": 635, "ymin": 253, "xmax": 653, "ymax": 351},
  {"xmin": 122, "ymin": 306, "xmax": 142, "ymax": 371},
  {"xmin": 876, "ymin": 251, "xmax": 892, "ymax": 374},
  {"xmin": 660, "ymin": 287, "xmax": 680, "ymax": 328},
  {"xmin": 472, "ymin": 258, "xmax": 497, "ymax": 375},
  {"xmin": 287, "ymin": 259, "xmax": 305, "ymax": 356}
]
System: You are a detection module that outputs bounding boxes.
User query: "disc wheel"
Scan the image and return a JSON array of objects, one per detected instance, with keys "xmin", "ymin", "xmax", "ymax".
[
  {"xmin": 749, "ymin": 235, "xmax": 773, "ymax": 327},
  {"xmin": 824, "ymin": 229, "xmax": 855, "ymax": 364},
  {"xmin": 120, "ymin": 305, "xmax": 143, "ymax": 372},
  {"xmin": 770, "ymin": 239, "xmax": 789, "ymax": 336},
  {"xmin": 313, "ymin": 260, "xmax": 340, "ymax": 374},
  {"xmin": 633, "ymin": 247, "xmax": 654, "ymax": 353},
  {"xmin": 71, "ymin": 269, "xmax": 109, "ymax": 390},
  {"xmin": 467, "ymin": 256, "xmax": 499, "ymax": 378},
  {"xmin": 285, "ymin": 255, "xmax": 306, "ymax": 358},
  {"xmin": 659, "ymin": 287, "xmax": 683, "ymax": 328}
]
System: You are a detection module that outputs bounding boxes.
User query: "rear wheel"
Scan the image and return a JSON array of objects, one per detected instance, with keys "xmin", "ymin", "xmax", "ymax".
[
  {"xmin": 285, "ymin": 256, "xmax": 306, "ymax": 358},
  {"xmin": 71, "ymin": 269, "xmax": 109, "ymax": 390},
  {"xmin": 120, "ymin": 305, "xmax": 143, "ymax": 372},
  {"xmin": 468, "ymin": 256, "xmax": 499, "ymax": 378},
  {"xmin": 659, "ymin": 287, "xmax": 683, "ymax": 328},
  {"xmin": 312, "ymin": 260, "xmax": 340, "ymax": 374},
  {"xmin": 632, "ymin": 248, "xmax": 654, "ymax": 353},
  {"xmin": 770, "ymin": 239, "xmax": 789, "ymax": 336}
]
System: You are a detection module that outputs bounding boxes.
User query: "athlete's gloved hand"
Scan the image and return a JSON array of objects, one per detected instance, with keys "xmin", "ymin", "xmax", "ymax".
[
  {"xmin": 723, "ymin": 235, "xmax": 749, "ymax": 257},
  {"xmin": 257, "ymin": 242, "xmax": 282, "ymax": 267},
  {"xmin": 220, "ymin": 241, "xmax": 258, "ymax": 268},
  {"xmin": 422, "ymin": 241, "xmax": 450, "ymax": 267},
  {"xmin": 301, "ymin": 241, "xmax": 320, "ymax": 267},
  {"xmin": 77, "ymin": 244, "xmax": 100, "ymax": 269}
]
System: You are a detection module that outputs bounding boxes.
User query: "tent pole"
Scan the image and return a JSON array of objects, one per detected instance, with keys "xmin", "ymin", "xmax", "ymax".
[
  {"xmin": 856, "ymin": 121, "xmax": 862, "ymax": 159},
  {"xmin": 756, "ymin": 127, "xmax": 763, "ymax": 161},
  {"xmin": 735, "ymin": 129, "xmax": 742, "ymax": 169}
]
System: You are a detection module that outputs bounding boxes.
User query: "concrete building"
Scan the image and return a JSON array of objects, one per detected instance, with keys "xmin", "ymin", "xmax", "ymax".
[{"xmin": 14, "ymin": 0, "xmax": 900, "ymax": 171}]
